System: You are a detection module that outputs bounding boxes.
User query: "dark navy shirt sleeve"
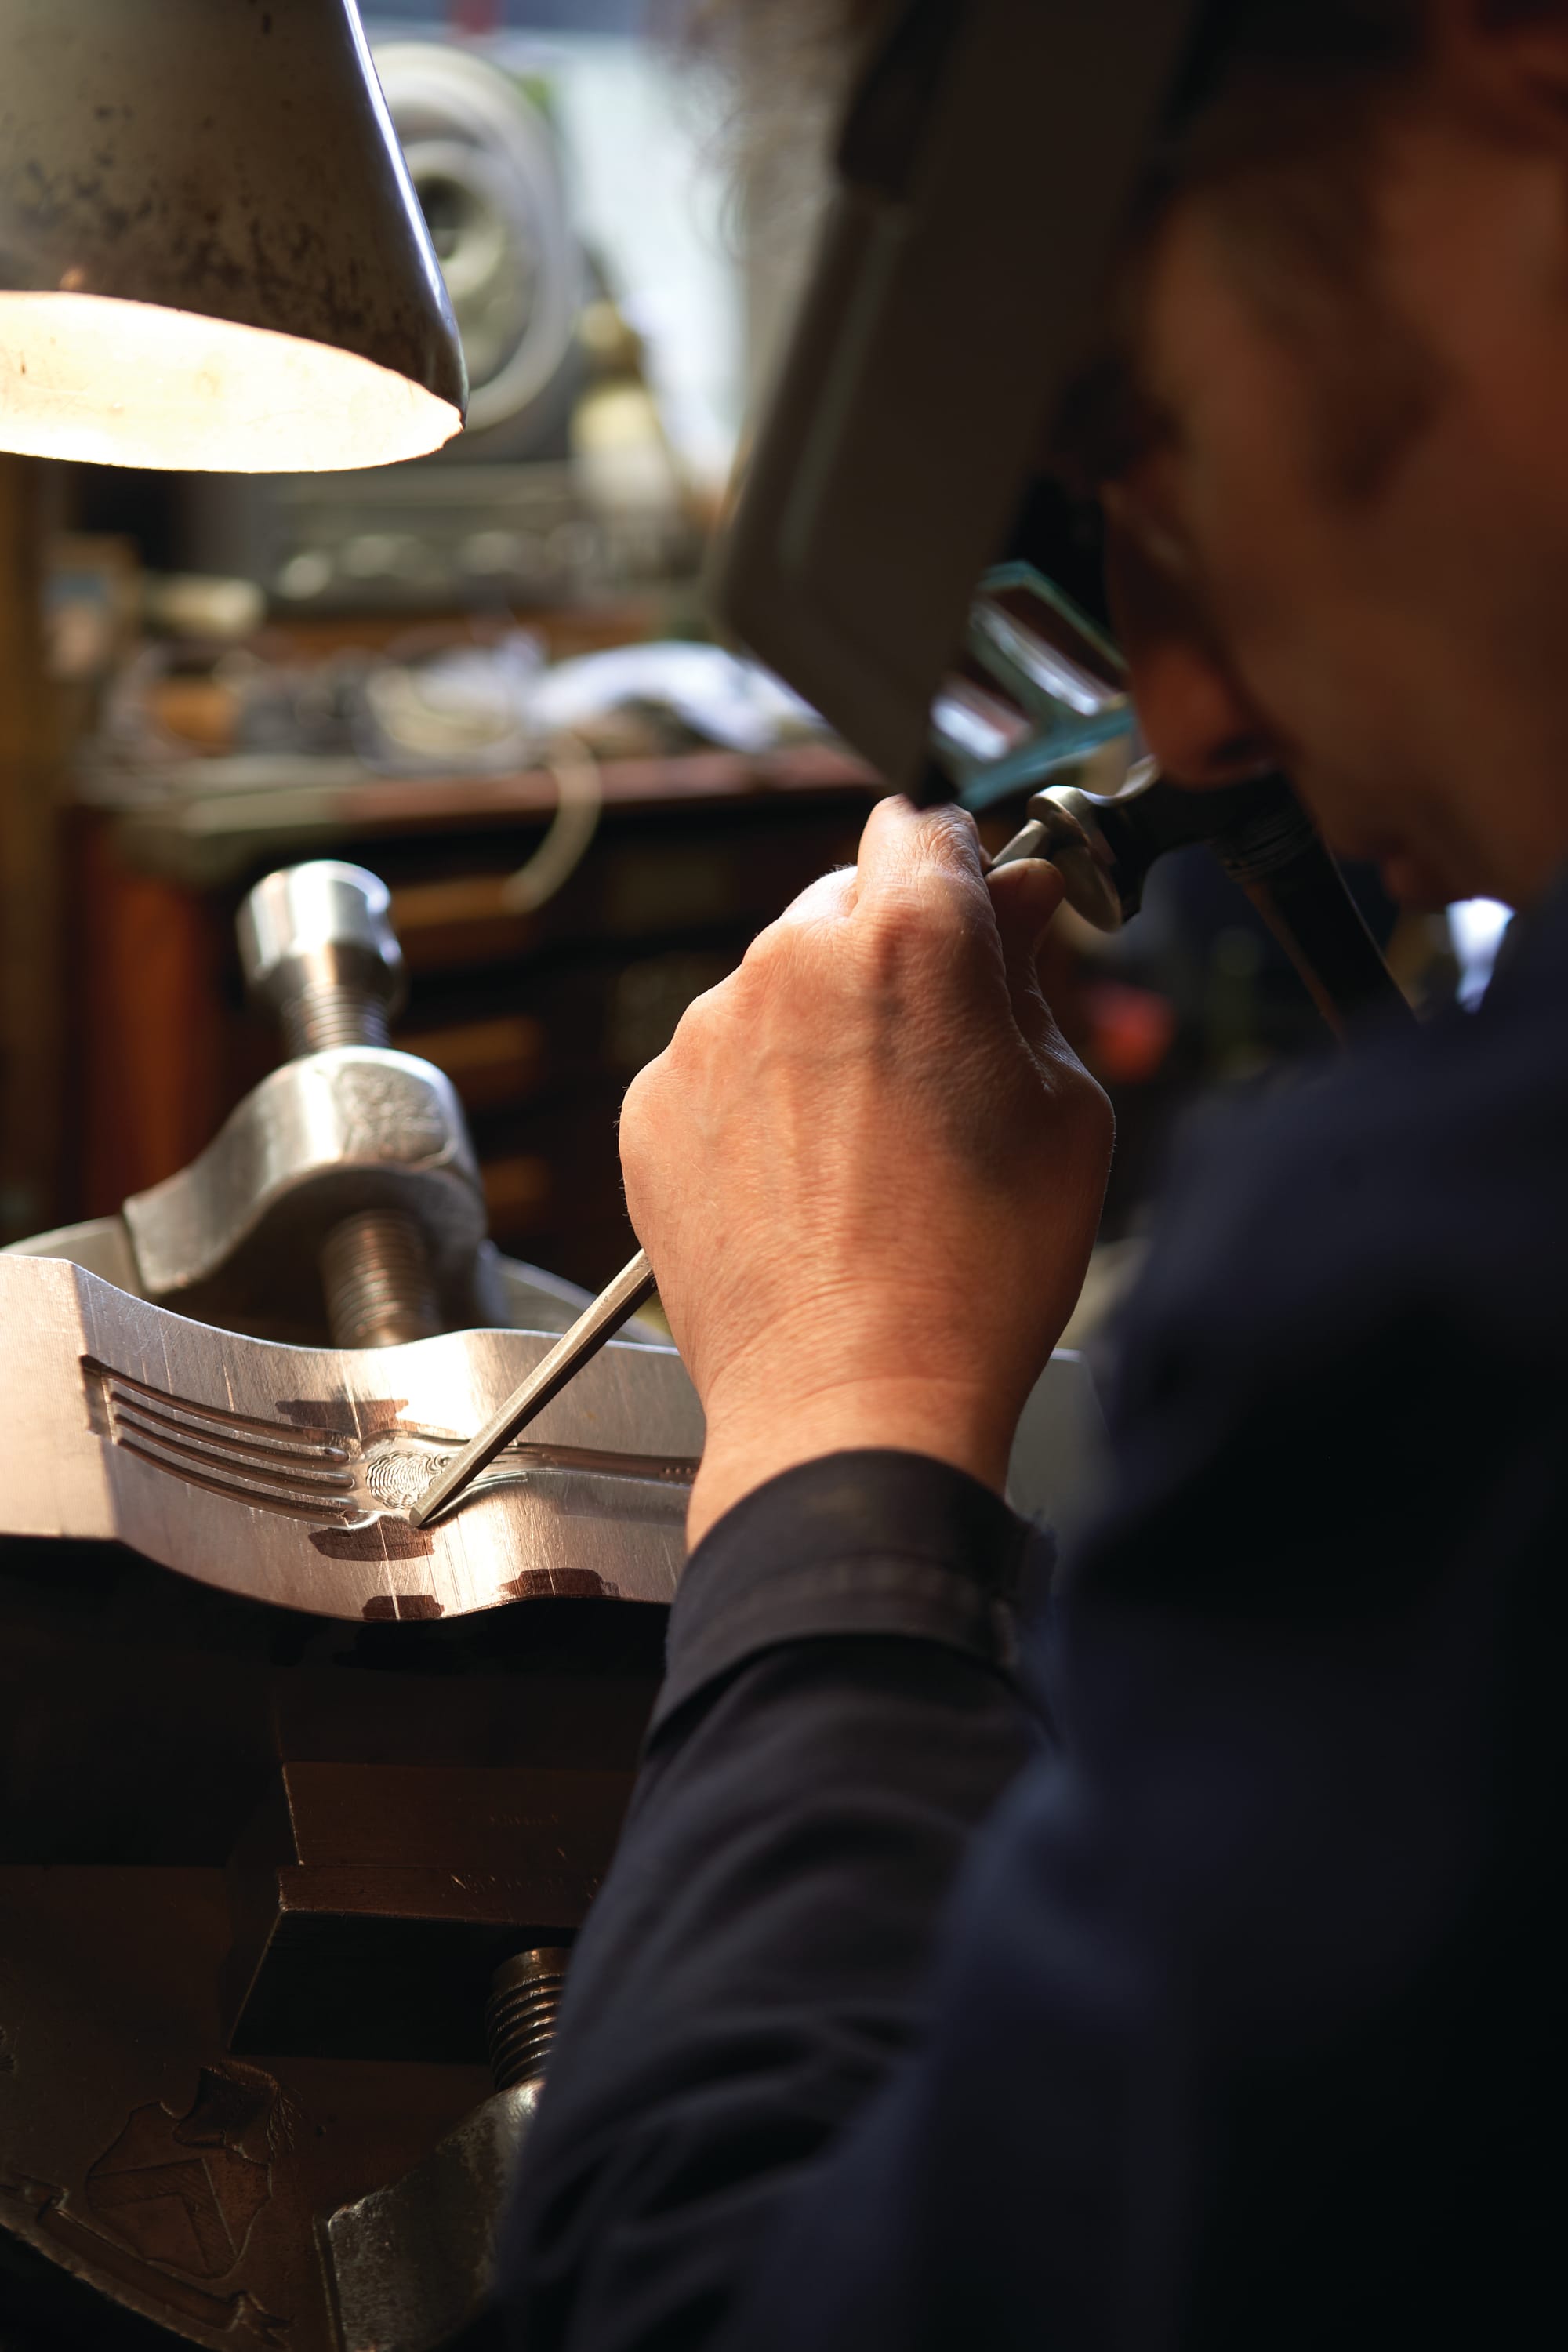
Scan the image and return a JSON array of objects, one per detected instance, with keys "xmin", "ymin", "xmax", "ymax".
[
  {"xmin": 652, "ymin": 1448, "xmax": 1036, "ymax": 1730},
  {"xmin": 498, "ymin": 1452, "xmax": 1047, "ymax": 2350}
]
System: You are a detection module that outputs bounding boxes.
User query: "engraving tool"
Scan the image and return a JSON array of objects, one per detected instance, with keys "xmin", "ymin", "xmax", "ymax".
[{"xmin": 408, "ymin": 1249, "xmax": 659, "ymax": 1527}]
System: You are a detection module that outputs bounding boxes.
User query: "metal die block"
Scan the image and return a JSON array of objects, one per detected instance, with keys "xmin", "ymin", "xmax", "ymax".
[
  {"xmin": 223, "ymin": 1762, "xmax": 630, "ymax": 2063},
  {"xmin": 0, "ymin": 1253, "xmax": 702, "ymax": 1621}
]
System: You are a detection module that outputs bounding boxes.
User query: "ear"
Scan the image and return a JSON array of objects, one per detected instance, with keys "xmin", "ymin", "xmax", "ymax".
[{"xmin": 1430, "ymin": 2, "xmax": 1568, "ymax": 141}]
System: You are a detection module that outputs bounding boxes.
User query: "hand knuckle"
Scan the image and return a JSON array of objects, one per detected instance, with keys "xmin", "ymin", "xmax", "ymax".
[
  {"xmin": 925, "ymin": 803, "xmax": 978, "ymax": 853},
  {"xmin": 619, "ymin": 1058, "xmax": 657, "ymax": 1131},
  {"xmin": 740, "ymin": 923, "xmax": 782, "ymax": 975},
  {"xmin": 874, "ymin": 879, "xmax": 976, "ymax": 967},
  {"xmin": 664, "ymin": 972, "xmax": 734, "ymax": 1056}
]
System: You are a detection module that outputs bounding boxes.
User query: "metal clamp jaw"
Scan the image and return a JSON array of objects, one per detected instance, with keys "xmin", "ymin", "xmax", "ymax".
[
  {"xmin": 122, "ymin": 1047, "xmax": 489, "ymax": 1340},
  {"xmin": 24, "ymin": 862, "xmax": 557, "ymax": 1346},
  {"xmin": 126, "ymin": 862, "xmax": 492, "ymax": 1344}
]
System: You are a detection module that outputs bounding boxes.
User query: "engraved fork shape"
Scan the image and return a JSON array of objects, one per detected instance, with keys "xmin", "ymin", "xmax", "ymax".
[{"xmin": 83, "ymin": 1361, "xmax": 696, "ymax": 1527}]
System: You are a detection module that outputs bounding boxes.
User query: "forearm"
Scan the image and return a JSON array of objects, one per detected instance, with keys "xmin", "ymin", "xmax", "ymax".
[{"xmin": 499, "ymin": 1452, "xmax": 1046, "ymax": 2352}]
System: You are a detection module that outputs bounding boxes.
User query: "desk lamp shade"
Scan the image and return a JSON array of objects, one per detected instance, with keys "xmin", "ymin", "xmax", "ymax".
[{"xmin": 0, "ymin": 0, "xmax": 467, "ymax": 472}]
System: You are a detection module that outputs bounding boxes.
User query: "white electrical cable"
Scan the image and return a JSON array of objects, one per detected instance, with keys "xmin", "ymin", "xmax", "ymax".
[{"xmin": 498, "ymin": 732, "xmax": 604, "ymax": 915}]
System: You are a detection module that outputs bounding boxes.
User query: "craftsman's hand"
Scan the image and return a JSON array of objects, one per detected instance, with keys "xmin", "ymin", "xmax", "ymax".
[{"xmin": 620, "ymin": 797, "xmax": 1114, "ymax": 1545}]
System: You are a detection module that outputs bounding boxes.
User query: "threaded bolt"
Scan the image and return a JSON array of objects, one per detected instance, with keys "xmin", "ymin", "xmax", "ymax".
[
  {"xmin": 278, "ymin": 982, "xmax": 391, "ymax": 1059},
  {"xmin": 486, "ymin": 1947, "xmax": 570, "ymax": 2091},
  {"xmin": 319, "ymin": 1208, "xmax": 441, "ymax": 1349},
  {"xmin": 237, "ymin": 861, "xmax": 443, "ymax": 1349}
]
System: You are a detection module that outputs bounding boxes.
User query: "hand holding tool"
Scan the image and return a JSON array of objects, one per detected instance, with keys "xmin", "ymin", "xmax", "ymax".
[{"xmin": 415, "ymin": 764, "xmax": 1413, "ymax": 1527}]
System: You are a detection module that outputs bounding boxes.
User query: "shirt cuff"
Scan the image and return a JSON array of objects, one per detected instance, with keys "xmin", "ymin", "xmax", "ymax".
[{"xmin": 652, "ymin": 1450, "xmax": 1038, "ymax": 1736}]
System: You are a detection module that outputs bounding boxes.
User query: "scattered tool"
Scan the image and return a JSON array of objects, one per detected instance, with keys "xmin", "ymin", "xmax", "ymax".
[{"xmin": 410, "ymin": 1250, "xmax": 658, "ymax": 1526}]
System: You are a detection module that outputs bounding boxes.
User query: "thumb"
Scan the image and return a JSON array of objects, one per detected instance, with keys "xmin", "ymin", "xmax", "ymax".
[
  {"xmin": 988, "ymin": 857, "xmax": 1068, "ymax": 1056},
  {"xmin": 987, "ymin": 854, "xmax": 1065, "ymax": 951}
]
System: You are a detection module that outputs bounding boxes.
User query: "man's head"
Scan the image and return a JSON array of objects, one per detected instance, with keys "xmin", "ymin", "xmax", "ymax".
[
  {"xmin": 710, "ymin": 0, "xmax": 1568, "ymax": 910},
  {"xmin": 1099, "ymin": 0, "xmax": 1568, "ymax": 913}
]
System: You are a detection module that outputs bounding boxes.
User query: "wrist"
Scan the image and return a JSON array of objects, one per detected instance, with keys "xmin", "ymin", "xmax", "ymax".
[{"xmin": 687, "ymin": 1371, "xmax": 1014, "ymax": 1550}]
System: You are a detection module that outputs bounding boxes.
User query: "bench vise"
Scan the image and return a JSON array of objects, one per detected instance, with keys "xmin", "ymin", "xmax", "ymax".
[{"xmin": 0, "ymin": 858, "xmax": 1102, "ymax": 2352}]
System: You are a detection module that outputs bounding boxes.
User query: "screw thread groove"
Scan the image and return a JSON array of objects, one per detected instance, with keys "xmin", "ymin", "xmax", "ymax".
[
  {"xmin": 280, "ymin": 983, "xmax": 391, "ymax": 1057},
  {"xmin": 486, "ymin": 1949, "xmax": 570, "ymax": 2091},
  {"xmin": 320, "ymin": 1209, "xmax": 441, "ymax": 1349}
]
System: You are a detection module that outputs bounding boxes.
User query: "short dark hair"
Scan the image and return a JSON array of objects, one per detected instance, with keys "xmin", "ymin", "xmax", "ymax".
[
  {"xmin": 686, "ymin": 2, "xmax": 1446, "ymax": 492},
  {"xmin": 683, "ymin": 2, "xmax": 1431, "ymax": 194},
  {"xmin": 1064, "ymin": 0, "xmax": 1445, "ymax": 496},
  {"xmin": 689, "ymin": 3, "xmax": 1568, "ymax": 495},
  {"xmin": 1089, "ymin": 2, "xmax": 1568, "ymax": 490}
]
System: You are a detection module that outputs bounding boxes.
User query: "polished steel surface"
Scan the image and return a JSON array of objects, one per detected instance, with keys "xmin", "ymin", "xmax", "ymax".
[
  {"xmin": 1, "ymin": 1214, "xmax": 141, "ymax": 1290},
  {"xmin": 1, "ymin": 1253, "xmax": 702, "ymax": 1619},
  {"xmin": 238, "ymin": 862, "xmax": 408, "ymax": 1056},
  {"xmin": 0, "ymin": 1244, "xmax": 1107, "ymax": 1615},
  {"xmin": 240, "ymin": 862, "xmax": 447, "ymax": 1348},
  {"xmin": 412, "ymin": 1249, "xmax": 659, "ymax": 1528}
]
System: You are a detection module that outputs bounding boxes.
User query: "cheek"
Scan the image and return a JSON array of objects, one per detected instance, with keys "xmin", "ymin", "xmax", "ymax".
[
  {"xmin": 1181, "ymin": 325, "xmax": 1493, "ymax": 736},
  {"xmin": 1182, "ymin": 428, "xmax": 1334, "ymax": 671},
  {"xmin": 1192, "ymin": 466, "xmax": 1432, "ymax": 778}
]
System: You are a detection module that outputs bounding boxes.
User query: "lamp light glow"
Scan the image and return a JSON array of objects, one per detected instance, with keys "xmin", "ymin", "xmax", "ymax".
[
  {"xmin": 0, "ymin": 0, "xmax": 466, "ymax": 474},
  {"xmin": 0, "ymin": 294, "xmax": 462, "ymax": 474}
]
